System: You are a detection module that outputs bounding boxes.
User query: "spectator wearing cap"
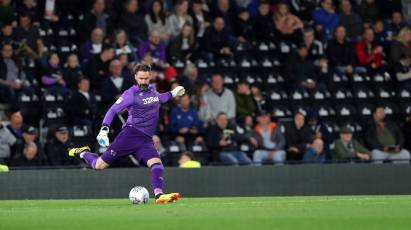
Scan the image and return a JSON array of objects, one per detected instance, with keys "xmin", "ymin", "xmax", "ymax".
[
  {"xmin": 119, "ymin": 0, "xmax": 148, "ymax": 45},
  {"xmin": 205, "ymin": 73, "xmax": 236, "ymax": 122},
  {"xmin": 67, "ymin": 78, "xmax": 97, "ymax": 127},
  {"xmin": 311, "ymin": 0, "xmax": 339, "ymax": 38},
  {"xmin": 284, "ymin": 112, "xmax": 312, "ymax": 162},
  {"xmin": 10, "ymin": 125, "xmax": 44, "ymax": 167},
  {"xmin": 303, "ymin": 138, "xmax": 326, "ymax": 163},
  {"xmin": 366, "ymin": 106, "xmax": 411, "ymax": 164},
  {"xmin": 45, "ymin": 125, "xmax": 79, "ymax": 166},
  {"xmin": 80, "ymin": 28, "xmax": 105, "ymax": 65},
  {"xmin": 168, "ymin": 0, "xmax": 193, "ymax": 38},
  {"xmin": 234, "ymin": 81, "xmax": 255, "ymax": 123},
  {"xmin": 251, "ymin": 111, "xmax": 286, "ymax": 165},
  {"xmin": 332, "ymin": 126, "xmax": 370, "ymax": 162},
  {"xmin": 178, "ymin": 151, "xmax": 201, "ymax": 168},
  {"xmin": 202, "ymin": 16, "xmax": 233, "ymax": 61},
  {"xmin": 138, "ymin": 30, "xmax": 167, "ymax": 68},
  {"xmin": 85, "ymin": 45, "xmax": 115, "ymax": 93},
  {"xmin": 0, "ymin": 115, "xmax": 16, "ymax": 165}
]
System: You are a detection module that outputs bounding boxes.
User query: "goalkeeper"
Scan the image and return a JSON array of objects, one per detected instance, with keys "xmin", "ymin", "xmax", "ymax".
[{"xmin": 69, "ymin": 64, "xmax": 185, "ymax": 204}]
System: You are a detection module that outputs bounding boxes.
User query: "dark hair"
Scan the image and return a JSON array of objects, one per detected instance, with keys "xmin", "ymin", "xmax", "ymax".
[
  {"xmin": 259, "ymin": 0, "xmax": 270, "ymax": 6},
  {"xmin": 181, "ymin": 151, "xmax": 195, "ymax": 160},
  {"xmin": 193, "ymin": 0, "xmax": 203, "ymax": 4},
  {"xmin": 373, "ymin": 105, "xmax": 385, "ymax": 114},
  {"xmin": 133, "ymin": 63, "xmax": 151, "ymax": 74},
  {"xmin": 149, "ymin": 0, "xmax": 166, "ymax": 25},
  {"xmin": 19, "ymin": 13, "xmax": 31, "ymax": 20},
  {"xmin": 77, "ymin": 76, "xmax": 89, "ymax": 84},
  {"xmin": 303, "ymin": 26, "xmax": 315, "ymax": 34},
  {"xmin": 216, "ymin": 112, "xmax": 227, "ymax": 119}
]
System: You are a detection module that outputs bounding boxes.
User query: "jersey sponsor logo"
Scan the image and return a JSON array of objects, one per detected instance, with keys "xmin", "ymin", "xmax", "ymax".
[
  {"xmin": 115, "ymin": 97, "xmax": 123, "ymax": 104},
  {"xmin": 142, "ymin": 96, "xmax": 159, "ymax": 105}
]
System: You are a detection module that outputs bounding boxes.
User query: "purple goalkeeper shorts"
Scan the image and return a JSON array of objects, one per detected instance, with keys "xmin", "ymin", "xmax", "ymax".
[{"xmin": 101, "ymin": 126, "xmax": 160, "ymax": 166}]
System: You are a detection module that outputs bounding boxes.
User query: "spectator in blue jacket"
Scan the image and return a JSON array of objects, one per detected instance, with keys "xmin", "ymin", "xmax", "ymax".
[
  {"xmin": 169, "ymin": 93, "xmax": 202, "ymax": 148},
  {"xmin": 303, "ymin": 138, "xmax": 326, "ymax": 163},
  {"xmin": 312, "ymin": 0, "xmax": 339, "ymax": 38}
]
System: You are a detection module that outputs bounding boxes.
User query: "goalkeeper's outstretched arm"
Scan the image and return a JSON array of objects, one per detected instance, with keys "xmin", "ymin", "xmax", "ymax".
[{"xmin": 97, "ymin": 90, "xmax": 133, "ymax": 147}]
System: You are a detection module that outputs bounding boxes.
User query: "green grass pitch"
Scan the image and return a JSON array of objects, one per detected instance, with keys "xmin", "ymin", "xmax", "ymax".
[{"xmin": 1, "ymin": 196, "xmax": 411, "ymax": 230}]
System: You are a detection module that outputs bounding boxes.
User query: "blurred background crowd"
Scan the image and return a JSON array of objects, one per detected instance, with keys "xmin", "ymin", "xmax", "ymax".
[{"xmin": 1, "ymin": 0, "xmax": 411, "ymax": 169}]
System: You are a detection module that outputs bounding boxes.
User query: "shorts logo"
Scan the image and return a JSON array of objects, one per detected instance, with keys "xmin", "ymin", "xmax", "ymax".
[
  {"xmin": 142, "ymin": 96, "xmax": 159, "ymax": 105},
  {"xmin": 110, "ymin": 150, "xmax": 117, "ymax": 156}
]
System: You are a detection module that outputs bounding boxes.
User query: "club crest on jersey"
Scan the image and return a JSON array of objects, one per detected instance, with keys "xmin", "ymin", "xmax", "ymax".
[{"xmin": 142, "ymin": 96, "xmax": 159, "ymax": 105}]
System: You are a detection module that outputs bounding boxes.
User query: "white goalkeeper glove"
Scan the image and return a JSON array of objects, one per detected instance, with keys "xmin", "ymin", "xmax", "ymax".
[
  {"xmin": 97, "ymin": 126, "xmax": 110, "ymax": 147},
  {"xmin": 170, "ymin": 86, "xmax": 185, "ymax": 98}
]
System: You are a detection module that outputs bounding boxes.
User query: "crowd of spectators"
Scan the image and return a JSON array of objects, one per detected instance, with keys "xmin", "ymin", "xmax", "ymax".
[{"xmin": 1, "ymin": 0, "xmax": 411, "ymax": 169}]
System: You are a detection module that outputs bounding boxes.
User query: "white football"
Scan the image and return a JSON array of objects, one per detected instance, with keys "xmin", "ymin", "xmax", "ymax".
[{"xmin": 129, "ymin": 186, "xmax": 149, "ymax": 204}]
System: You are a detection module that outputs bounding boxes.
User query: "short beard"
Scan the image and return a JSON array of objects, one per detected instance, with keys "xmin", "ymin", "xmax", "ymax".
[{"xmin": 138, "ymin": 83, "xmax": 149, "ymax": 91}]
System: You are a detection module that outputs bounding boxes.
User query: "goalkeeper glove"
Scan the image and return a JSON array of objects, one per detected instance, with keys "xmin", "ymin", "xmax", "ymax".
[
  {"xmin": 170, "ymin": 86, "xmax": 185, "ymax": 97},
  {"xmin": 97, "ymin": 126, "xmax": 110, "ymax": 147}
]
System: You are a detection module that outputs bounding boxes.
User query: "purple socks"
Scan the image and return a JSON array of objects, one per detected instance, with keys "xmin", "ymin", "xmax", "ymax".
[
  {"xmin": 151, "ymin": 163, "xmax": 164, "ymax": 196},
  {"xmin": 81, "ymin": 152, "xmax": 99, "ymax": 169}
]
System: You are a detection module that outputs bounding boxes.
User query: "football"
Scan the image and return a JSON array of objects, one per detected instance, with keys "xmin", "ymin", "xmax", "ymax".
[{"xmin": 129, "ymin": 186, "xmax": 149, "ymax": 204}]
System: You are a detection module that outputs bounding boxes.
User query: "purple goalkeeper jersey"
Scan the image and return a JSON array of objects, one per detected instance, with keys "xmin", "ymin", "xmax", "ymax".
[{"xmin": 102, "ymin": 85, "xmax": 172, "ymax": 137}]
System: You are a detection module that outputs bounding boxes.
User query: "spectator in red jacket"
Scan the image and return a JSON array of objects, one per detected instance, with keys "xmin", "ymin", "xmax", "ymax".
[{"xmin": 355, "ymin": 28, "xmax": 385, "ymax": 72}]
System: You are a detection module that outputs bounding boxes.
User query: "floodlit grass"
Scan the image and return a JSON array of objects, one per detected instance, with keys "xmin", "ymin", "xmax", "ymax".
[{"xmin": 1, "ymin": 196, "xmax": 411, "ymax": 230}]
